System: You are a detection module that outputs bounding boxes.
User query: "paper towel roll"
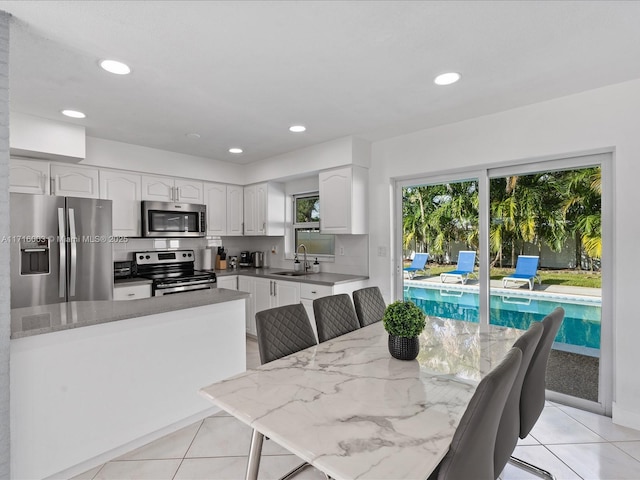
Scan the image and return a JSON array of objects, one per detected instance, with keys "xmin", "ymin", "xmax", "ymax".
[{"xmin": 202, "ymin": 248, "xmax": 212, "ymax": 270}]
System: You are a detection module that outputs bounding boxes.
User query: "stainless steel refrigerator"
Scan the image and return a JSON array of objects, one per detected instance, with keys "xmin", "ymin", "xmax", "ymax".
[{"xmin": 10, "ymin": 193, "xmax": 113, "ymax": 309}]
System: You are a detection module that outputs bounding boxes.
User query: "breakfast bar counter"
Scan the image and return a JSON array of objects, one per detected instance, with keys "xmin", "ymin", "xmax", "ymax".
[
  {"xmin": 11, "ymin": 289, "xmax": 249, "ymax": 479},
  {"xmin": 10, "ymin": 287, "xmax": 249, "ymax": 339}
]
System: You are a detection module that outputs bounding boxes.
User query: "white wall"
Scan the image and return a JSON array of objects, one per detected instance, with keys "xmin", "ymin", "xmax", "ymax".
[
  {"xmin": 0, "ymin": 11, "xmax": 11, "ymax": 478},
  {"xmin": 368, "ymin": 78, "xmax": 640, "ymax": 430},
  {"xmin": 84, "ymin": 136, "xmax": 246, "ymax": 185},
  {"xmin": 243, "ymin": 136, "xmax": 370, "ymax": 184}
]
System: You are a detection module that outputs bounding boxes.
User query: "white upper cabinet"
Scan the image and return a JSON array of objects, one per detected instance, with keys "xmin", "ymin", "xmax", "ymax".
[
  {"xmin": 100, "ymin": 170, "xmax": 142, "ymax": 237},
  {"xmin": 141, "ymin": 175, "xmax": 174, "ymax": 202},
  {"xmin": 175, "ymin": 178, "xmax": 203, "ymax": 203},
  {"xmin": 243, "ymin": 182, "xmax": 285, "ymax": 236},
  {"xmin": 141, "ymin": 175, "xmax": 203, "ymax": 203},
  {"xmin": 226, "ymin": 184, "xmax": 244, "ymax": 236},
  {"xmin": 9, "ymin": 158, "xmax": 50, "ymax": 194},
  {"xmin": 51, "ymin": 164, "xmax": 100, "ymax": 199},
  {"xmin": 243, "ymin": 184, "xmax": 258, "ymax": 235},
  {"xmin": 319, "ymin": 165, "xmax": 368, "ymax": 234},
  {"xmin": 203, "ymin": 182, "xmax": 227, "ymax": 236}
]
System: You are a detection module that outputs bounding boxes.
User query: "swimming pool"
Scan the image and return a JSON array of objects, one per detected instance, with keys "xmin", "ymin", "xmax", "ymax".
[{"xmin": 404, "ymin": 282, "xmax": 601, "ymax": 354}]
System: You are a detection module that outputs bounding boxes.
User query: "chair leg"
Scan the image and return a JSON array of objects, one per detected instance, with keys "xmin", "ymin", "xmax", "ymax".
[
  {"xmin": 509, "ymin": 455, "xmax": 556, "ymax": 480},
  {"xmin": 278, "ymin": 461, "xmax": 313, "ymax": 480}
]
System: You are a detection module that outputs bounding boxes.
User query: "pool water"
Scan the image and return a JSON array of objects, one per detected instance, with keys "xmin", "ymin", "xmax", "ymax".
[{"xmin": 404, "ymin": 285, "xmax": 601, "ymax": 352}]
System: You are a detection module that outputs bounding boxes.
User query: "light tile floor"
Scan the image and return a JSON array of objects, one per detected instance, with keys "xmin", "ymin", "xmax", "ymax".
[{"xmin": 72, "ymin": 337, "xmax": 640, "ymax": 480}]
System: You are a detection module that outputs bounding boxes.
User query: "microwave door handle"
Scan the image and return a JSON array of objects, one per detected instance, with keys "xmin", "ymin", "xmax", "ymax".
[
  {"xmin": 69, "ymin": 208, "xmax": 77, "ymax": 297},
  {"xmin": 58, "ymin": 207, "xmax": 66, "ymax": 299}
]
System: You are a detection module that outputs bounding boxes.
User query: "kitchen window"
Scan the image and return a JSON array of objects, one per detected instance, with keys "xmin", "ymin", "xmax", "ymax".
[{"xmin": 293, "ymin": 193, "xmax": 335, "ymax": 256}]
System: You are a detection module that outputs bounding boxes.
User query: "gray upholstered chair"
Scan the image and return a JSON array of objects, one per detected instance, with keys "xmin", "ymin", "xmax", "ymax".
[
  {"xmin": 313, "ymin": 294, "xmax": 361, "ymax": 343},
  {"xmin": 255, "ymin": 303, "xmax": 317, "ymax": 365},
  {"xmin": 430, "ymin": 347, "xmax": 523, "ymax": 480},
  {"xmin": 510, "ymin": 307, "xmax": 565, "ymax": 480},
  {"xmin": 352, "ymin": 286, "xmax": 386, "ymax": 327},
  {"xmin": 254, "ymin": 303, "xmax": 318, "ymax": 480},
  {"xmin": 494, "ymin": 322, "xmax": 544, "ymax": 477}
]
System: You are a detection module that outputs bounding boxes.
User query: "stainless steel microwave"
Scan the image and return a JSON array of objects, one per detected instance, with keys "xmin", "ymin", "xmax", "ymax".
[{"xmin": 141, "ymin": 201, "xmax": 206, "ymax": 237}]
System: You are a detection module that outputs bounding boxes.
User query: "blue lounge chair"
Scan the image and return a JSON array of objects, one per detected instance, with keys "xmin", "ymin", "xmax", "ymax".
[
  {"xmin": 502, "ymin": 255, "xmax": 540, "ymax": 290},
  {"xmin": 404, "ymin": 253, "xmax": 429, "ymax": 279},
  {"xmin": 440, "ymin": 250, "xmax": 476, "ymax": 285}
]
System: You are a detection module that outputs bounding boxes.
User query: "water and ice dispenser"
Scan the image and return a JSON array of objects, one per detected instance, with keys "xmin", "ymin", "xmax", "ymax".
[{"xmin": 19, "ymin": 239, "xmax": 50, "ymax": 275}]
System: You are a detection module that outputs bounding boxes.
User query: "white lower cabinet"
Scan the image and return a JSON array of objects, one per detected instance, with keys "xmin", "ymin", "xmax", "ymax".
[
  {"xmin": 238, "ymin": 276, "xmax": 256, "ymax": 335},
  {"xmin": 300, "ymin": 281, "xmax": 368, "ymax": 342},
  {"xmin": 113, "ymin": 283, "xmax": 152, "ymax": 301},
  {"xmin": 217, "ymin": 275, "xmax": 238, "ymax": 290},
  {"xmin": 239, "ymin": 276, "xmax": 300, "ymax": 335},
  {"xmin": 300, "ymin": 284, "xmax": 333, "ymax": 342}
]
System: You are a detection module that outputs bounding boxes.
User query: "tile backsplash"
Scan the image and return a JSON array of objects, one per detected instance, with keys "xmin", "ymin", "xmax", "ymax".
[{"xmin": 113, "ymin": 234, "xmax": 368, "ymax": 275}]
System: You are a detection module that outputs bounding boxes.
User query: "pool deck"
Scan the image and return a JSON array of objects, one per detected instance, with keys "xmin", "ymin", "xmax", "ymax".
[{"xmin": 407, "ymin": 275, "xmax": 602, "ymax": 298}]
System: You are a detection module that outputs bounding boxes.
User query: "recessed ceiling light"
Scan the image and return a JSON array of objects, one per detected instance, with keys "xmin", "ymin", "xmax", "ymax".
[
  {"xmin": 289, "ymin": 125, "xmax": 306, "ymax": 133},
  {"xmin": 229, "ymin": 148, "xmax": 243, "ymax": 154},
  {"xmin": 434, "ymin": 72, "xmax": 461, "ymax": 86},
  {"xmin": 186, "ymin": 133, "xmax": 201, "ymax": 139},
  {"xmin": 61, "ymin": 109, "xmax": 86, "ymax": 119},
  {"xmin": 100, "ymin": 59, "xmax": 131, "ymax": 75}
]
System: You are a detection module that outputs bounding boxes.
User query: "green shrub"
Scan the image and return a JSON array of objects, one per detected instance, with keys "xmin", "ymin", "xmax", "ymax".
[{"xmin": 383, "ymin": 301, "xmax": 426, "ymax": 338}]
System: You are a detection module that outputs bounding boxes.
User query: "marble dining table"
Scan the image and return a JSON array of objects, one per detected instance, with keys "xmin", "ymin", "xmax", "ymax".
[{"xmin": 200, "ymin": 317, "xmax": 525, "ymax": 480}]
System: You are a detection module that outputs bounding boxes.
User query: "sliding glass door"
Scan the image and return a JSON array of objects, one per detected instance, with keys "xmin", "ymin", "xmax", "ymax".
[
  {"xmin": 401, "ymin": 177, "xmax": 480, "ymax": 323},
  {"xmin": 397, "ymin": 152, "xmax": 611, "ymax": 413}
]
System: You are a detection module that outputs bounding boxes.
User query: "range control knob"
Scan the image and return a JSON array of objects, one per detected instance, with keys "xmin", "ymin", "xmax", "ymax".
[
  {"xmin": 139, "ymin": 255, "xmax": 144, "ymax": 260},
  {"xmin": 145, "ymin": 255, "xmax": 150, "ymax": 259},
  {"xmin": 188, "ymin": 253, "xmax": 192, "ymax": 257},
  {"xmin": 183, "ymin": 253, "xmax": 187, "ymax": 257}
]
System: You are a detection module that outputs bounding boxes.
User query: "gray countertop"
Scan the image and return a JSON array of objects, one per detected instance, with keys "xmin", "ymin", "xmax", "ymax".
[
  {"xmin": 212, "ymin": 267, "xmax": 368, "ymax": 286},
  {"xmin": 11, "ymin": 288, "xmax": 250, "ymax": 340}
]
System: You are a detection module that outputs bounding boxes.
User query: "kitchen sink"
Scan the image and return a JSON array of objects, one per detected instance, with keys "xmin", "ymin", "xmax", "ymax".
[{"xmin": 271, "ymin": 271, "xmax": 310, "ymax": 277}]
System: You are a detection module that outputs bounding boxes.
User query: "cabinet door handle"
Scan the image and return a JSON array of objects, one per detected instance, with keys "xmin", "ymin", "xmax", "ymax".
[
  {"xmin": 175, "ymin": 186, "xmax": 180, "ymax": 201},
  {"xmin": 311, "ymin": 290, "xmax": 317, "ymax": 294},
  {"xmin": 128, "ymin": 293, "xmax": 135, "ymax": 297},
  {"xmin": 274, "ymin": 282, "xmax": 277, "ymax": 297},
  {"xmin": 269, "ymin": 280, "xmax": 273, "ymax": 296}
]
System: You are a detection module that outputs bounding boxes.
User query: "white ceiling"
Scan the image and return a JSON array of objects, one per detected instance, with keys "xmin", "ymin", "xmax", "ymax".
[{"xmin": 2, "ymin": 1, "xmax": 640, "ymax": 165}]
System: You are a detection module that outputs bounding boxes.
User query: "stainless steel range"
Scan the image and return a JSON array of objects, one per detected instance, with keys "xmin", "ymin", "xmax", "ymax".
[{"xmin": 135, "ymin": 250, "xmax": 216, "ymax": 296}]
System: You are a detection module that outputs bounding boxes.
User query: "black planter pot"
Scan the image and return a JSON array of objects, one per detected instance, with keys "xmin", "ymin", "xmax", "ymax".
[{"xmin": 388, "ymin": 335, "xmax": 420, "ymax": 361}]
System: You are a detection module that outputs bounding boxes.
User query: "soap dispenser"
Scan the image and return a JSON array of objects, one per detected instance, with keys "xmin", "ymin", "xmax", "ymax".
[
  {"xmin": 293, "ymin": 255, "xmax": 301, "ymax": 272},
  {"xmin": 312, "ymin": 258, "xmax": 320, "ymax": 273}
]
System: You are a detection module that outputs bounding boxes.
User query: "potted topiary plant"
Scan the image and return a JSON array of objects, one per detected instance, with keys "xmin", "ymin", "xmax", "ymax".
[{"xmin": 383, "ymin": 300, "xmax": 426, "ymax": 360}]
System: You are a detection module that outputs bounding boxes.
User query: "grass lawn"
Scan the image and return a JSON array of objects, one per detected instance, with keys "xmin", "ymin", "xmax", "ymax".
[{"xmin": 408, "ymin": 263, "xmax": 601, "ymax": 288}]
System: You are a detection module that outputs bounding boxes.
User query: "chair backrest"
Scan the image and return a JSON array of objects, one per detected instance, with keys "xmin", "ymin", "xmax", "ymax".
[
  {"xmin": 352, "ymin": 286, "xmax": 386, "ymax": 327},
  {"xmin": 494, "ymin": 322, "xmax": 544, "ymax": 476},
  {"xmin": 519, "ymin": 307, "xmax": 565, "ymax": 438},
  {"xmin": 436, "ymin": 348, "xmax": 522, "ymax": 480},
  {"xmin": 409, "ymin": 253, "xmax": 429, "ymax": 269},
  {"xmin": 514, "ymin": 255, "xmax": 539, "ymax": 276},
  {"xmin": 456, "ymin": 251, "xmax": 476, "ymax": 273},
  {"xmin": 313, "ymin": 294, "xmax": 361, "ymax": 343},
  {"xmin": 255, "ymin": 303, "xmax": 317, "ymax": 365}
]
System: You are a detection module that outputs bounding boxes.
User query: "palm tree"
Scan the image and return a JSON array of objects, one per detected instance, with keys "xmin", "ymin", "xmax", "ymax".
[{"xmin": 560, "ymin": 167, "xmax": 601, "ymax": 269}]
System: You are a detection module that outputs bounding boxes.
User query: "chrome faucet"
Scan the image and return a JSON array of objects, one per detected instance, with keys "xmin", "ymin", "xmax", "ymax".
[{"xmin": 296, "ymin": 243, "xmax": 309, "ymax": 272}]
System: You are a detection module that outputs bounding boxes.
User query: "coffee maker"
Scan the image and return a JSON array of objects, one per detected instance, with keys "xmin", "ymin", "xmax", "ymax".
[{"xmin": 239, "ymin": 251, "xmax": 252, "ymax": 267}]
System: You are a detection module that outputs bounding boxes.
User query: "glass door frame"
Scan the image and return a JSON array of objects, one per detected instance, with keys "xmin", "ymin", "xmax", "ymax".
[{"xmin": 393, "ymin": 150, "xmax": 613, "ymax": 415}]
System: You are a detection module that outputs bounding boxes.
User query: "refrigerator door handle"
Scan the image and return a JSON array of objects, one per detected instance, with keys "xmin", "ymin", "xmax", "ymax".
[
  {"xmin": 58, "ymin": 207, "xmax": 66, "ymax": 299},
  {"xmin": 69, "ymin": 207, "xmax": 77, "ymax": 297}
]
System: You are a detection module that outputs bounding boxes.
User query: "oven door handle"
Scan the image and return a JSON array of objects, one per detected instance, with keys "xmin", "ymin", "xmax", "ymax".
[{"xmin": 156, "ymin": 278, "xmax": 216, "ymax": 288}]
